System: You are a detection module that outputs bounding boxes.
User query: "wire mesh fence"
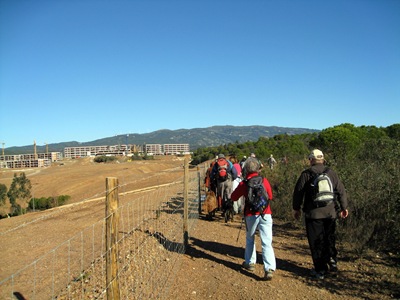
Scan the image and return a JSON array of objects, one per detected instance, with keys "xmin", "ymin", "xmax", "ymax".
[{"xmin": 0, "ymin": 159, "xmax": 206, "ymax": 299}]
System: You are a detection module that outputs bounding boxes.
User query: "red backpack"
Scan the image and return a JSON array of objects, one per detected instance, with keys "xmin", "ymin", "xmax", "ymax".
[{"xmin": 217, "ymin": 158, "xmax": 228, "ymax": 181}]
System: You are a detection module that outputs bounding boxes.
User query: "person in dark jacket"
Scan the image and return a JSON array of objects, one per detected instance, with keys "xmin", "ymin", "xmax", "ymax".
[
  {"xmin": 292, "ymin": 149, "xmax": 349, "ymax": 279},
  {"xmin": 210, "ymin": 154, "xmax": 237, "ymax": 211},
  {"xmin": 231, "ymin": 157, "xmax": 276, "ymax": 280}
]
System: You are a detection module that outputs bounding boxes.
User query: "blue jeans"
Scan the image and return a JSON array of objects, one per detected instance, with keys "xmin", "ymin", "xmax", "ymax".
[{"xmin": 244, "ymin": 214, "xmax": 276, "ymax": 272}]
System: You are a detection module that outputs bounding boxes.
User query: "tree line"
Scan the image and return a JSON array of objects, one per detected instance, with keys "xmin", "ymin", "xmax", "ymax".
[{"xmin": 192, "ymin": 123, "xmax": 400, "ymax": 256}]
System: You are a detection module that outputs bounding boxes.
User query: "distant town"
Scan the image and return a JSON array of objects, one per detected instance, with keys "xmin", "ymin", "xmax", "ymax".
[{"xmin": 0, "ymin": 143, "xmax": 190, "ymax": 169}]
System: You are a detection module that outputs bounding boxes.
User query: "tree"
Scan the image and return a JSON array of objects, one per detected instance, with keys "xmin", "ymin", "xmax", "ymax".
[
  {"xmin": 0, "ymin": 184, "xmax": 7, "ymax": 205},
  {"xmin": 385, "ymin": 123, "xmax": 400, "ymax": 140},
  {"xmin": 7, "ymin": 173, "xmax": 32, "ymax": 215},
  {"xmin": 311, "ymin": 124, "xmax": 362, "ymax": 164}
]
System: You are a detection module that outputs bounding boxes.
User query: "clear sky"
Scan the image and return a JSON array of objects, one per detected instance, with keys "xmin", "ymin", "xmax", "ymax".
[{"xmin": 1, "ymin": 0, "xmax": 399, "ymax": 147}]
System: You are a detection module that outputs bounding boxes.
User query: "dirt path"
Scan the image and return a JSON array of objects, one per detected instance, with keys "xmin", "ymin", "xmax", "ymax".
[{"xmin": 168, "ymin": 213, "xmax": 399, "ymax": 300}]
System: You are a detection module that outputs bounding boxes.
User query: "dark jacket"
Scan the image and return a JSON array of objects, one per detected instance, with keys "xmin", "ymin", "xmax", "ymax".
[
  {"xmin": 210, "ymin": 159, "xmax": 238, "ymax": 182},
  {"xmin": 292, "ymin": 163, "xmax": 348, "ymax": 219}
]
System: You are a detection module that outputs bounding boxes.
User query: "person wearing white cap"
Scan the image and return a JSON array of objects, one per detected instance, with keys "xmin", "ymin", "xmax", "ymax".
[{"xmin": 292, "ymin": 149, "xmax": 349, "ymax": 280}]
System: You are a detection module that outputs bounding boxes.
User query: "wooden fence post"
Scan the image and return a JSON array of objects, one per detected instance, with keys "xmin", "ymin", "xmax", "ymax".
[
  {"xmin": 106, "ymin": 177, "xmax": 120, "ymax": 300},
  {"xmin": 183, "ymin": 158, "xmax": 189, "ymax": 248},
  {"xmin": 197, "ymin": 166, "xmax": 202, "ymax": 215}
]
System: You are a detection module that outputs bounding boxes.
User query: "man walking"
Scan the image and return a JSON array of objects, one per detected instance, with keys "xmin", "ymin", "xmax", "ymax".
[{"xmin": 292, "ymin": 149, "xmax": 348, "ymax": 279}]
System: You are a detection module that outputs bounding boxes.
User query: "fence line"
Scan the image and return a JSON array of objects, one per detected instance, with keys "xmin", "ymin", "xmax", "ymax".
[{"xmin": 0, "ymin": 160, "xmax": 207, "ymax": 299}]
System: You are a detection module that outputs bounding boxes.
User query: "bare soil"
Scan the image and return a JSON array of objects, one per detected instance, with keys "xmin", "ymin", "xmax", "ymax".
[
  {"xmin": 1, "ymin": 157, "xmax": 399, "ymax": 299},
  {"xmin": 170, "ymin": 213, "xmax": 400, "ymax": 300}
]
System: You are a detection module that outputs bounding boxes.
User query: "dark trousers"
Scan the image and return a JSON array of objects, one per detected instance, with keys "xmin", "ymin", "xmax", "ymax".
[{"xmin": 305, "ymin": 218, "xmax": 337, "ymax": 272}]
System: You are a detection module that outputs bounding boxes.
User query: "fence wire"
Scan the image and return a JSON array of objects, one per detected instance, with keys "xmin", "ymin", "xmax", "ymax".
[{"xmin": 0, "ymin": 163, "xmax": 206, "ymax": 300}]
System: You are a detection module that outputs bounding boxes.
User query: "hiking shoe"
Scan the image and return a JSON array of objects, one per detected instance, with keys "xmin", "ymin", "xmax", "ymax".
[
  {"xmin": 264, "ymin": 269, "xmax": 274, "ymax": 281},
  {"xmin": 329, "ymin": 258, "xmax": 338, "ymax": 272},
  {"xmin": 310, "ymin": 269, "xmax": 325, "ymax": 280},
  {"xmin": 242, "ymin": 262, "xmax": 255, "ymax": 272}
]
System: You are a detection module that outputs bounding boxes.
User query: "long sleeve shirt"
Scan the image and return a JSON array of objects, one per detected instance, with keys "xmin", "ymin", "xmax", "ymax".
[
  {"xmin": 293, "ymin": 163, "xmax": 348, "ymax": 219},
  {"xmin": 231, "ymin": 172, "xmax": 273, "ymax": 216}
]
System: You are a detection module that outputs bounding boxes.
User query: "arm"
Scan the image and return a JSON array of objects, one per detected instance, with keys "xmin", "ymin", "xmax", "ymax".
[
  {"xmin": 292, "ymin": 171, "xmax": 307, "ymax": 220},
  {"xmin": 334, "ymin": 173, "xmax": 349, "ymax": 218},
  {"xmin": 263, "ymin": 178, "xmax": 273, "ymax": 200},
  {"xmin": 231, "ymin": 164, "xmax": 238, "ymax": 180},
  {"xmin": 210, "ymin": 164, "xmax": 217, "ymax": 182},
  {"xmin": 231, "ymin": 181, "xmax": 246, "ymax": 201}
]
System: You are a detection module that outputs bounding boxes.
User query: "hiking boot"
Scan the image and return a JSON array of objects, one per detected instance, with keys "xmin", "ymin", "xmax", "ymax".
[
  {"xmin": 329, "ymin": 258, "xmax": 338, "ymax": 272},
  {"xmin": 310, "ymin": 269, "xmax": 325, "ymax": 280},
  {"xmin": 264, "ymin": 269, "xmax": 274, "ymax": 281},
  {"xmin": 241, "ymin": 262, "xmax": 255, "ymax": 272}
]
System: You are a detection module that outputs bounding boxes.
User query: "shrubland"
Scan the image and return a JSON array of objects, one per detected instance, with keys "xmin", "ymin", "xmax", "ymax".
[{"xmin": 192, "ymin": 123, "xmax": 400, "ymax": 256}]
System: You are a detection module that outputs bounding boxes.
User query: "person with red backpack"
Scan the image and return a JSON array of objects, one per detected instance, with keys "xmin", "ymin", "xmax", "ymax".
[{"xmin": 210, "ymin": 154, "xmax": 238, "ymax": 212}]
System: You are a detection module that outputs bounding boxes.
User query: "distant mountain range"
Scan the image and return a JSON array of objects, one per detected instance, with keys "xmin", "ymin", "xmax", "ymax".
[{"xmin": 5, "ymin": 125, "xmax": 319, "ymax": 155}]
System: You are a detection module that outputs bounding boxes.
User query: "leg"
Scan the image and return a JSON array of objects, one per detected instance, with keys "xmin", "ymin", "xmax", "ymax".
[
  {"xmin": 305, "ymin": 218, "xmax": 329, "ymax": 273},
  {"xmin": 216, "ymin": 182, "xmax": 223, "ymax": 211},
  {"xmin": 325, "ymin": 218, "xmax": 338, "ymax": 271},
  {"xmin": 232, "ymin": 178, "xmax": 240, "ymax": 214},
  {"xmin": 258, "ymin": 214, "xmax": 276, "ymax": 272},
  {"xmin": 244, "ymin": 215, "xmax": 259, "ymax": 265}
]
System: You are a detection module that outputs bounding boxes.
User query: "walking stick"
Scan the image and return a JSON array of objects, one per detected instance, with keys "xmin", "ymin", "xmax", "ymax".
[{"xmin": 236, "ymin": 217, "xmax": 245, "ymax": 242}]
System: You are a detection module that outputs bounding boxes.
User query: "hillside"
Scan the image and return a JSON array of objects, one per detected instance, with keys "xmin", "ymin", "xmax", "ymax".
[{"xmin": 4, "ymin": 125, "xmax": 319, "ymax": 155}]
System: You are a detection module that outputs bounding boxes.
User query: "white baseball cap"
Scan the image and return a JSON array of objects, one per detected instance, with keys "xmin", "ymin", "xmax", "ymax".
[{"xmin": 309, "ymin": 149, "xmax": 324, "ymax": 160}]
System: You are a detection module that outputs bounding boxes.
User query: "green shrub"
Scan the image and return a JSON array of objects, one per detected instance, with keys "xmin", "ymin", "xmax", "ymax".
[
  {"xmin": 29, "ymin": 195, "xmax": 71, "ymax": 210},
  {"xmin": 94, "ymin": 155, "xmax": 117, "ymax": 163}
]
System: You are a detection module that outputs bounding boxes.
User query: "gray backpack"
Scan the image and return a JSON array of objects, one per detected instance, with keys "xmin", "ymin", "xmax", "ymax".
[{"xmin": 310, "ymin": 168, "xmax": 336, "ymax": 207}]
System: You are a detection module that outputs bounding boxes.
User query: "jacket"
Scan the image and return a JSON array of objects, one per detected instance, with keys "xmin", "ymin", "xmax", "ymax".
[
  {"xmin": 210, "ymin": 159, "xmax": 238, "ymax": 182},
  {"xmin": 231, "ymin": 172, "xmax": 273, "ymax": 216},
  {"xmin": 292, "ymin": 163, "xmax": 348, "ymax": 219}
]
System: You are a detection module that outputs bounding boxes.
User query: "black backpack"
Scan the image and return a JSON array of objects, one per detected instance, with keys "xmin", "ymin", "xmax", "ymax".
[
  {"xmin": 309, "ymin": 167, "xmax": 336, "ymax": 207},
  {"xmin": 245, "ymin": 176, "xmax": 269, "ymax": 217}
]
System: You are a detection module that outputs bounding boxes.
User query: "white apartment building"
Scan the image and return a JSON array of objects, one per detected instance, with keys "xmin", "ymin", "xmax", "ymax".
[
  {"xmin": 163, "ymin": 144, "xmax": 190, "ymax": 155},
  {"xmin": 0, "ymin": 152, "xmax": 62, "ymax": 169},
  {"xmin": 64, "ymin": 145, "xmax": 131, "ymax": 158},
  {"xmin": 145, "ymin": 144, "xmax": 190, "ymax": 155}
]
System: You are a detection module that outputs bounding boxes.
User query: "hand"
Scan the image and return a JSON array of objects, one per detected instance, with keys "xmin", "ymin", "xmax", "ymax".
[
  {"xmin": 340, "ymin": 209, "xmax": 349, "ymax": 219},
  {"xmin": 293, "ymin": 210, "xmax": 301, "ymax": 220}
]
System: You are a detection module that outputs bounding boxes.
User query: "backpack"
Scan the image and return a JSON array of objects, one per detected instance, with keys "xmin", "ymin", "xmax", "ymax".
[
  {"xmin": 245, "ymin": 176, "xmax": 269, "ymax": 217},
  {"xmin": 310, "ymin": 168, "xmax": 336, "ymax": 207},
  {"xmin": 217, "ymin": 157, "xmax": 229, "ymax": 181}
]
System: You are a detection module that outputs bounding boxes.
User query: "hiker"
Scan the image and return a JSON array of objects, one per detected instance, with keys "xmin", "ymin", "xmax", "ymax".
[
  {"xmin": 267, "ymin": 154, "xmax": 277, "ymax": 170},
  {"xmin": 210, "ymin": 154, "xmax": 237, "ymax": 211},
  {"xmin": 292, "ymin": 149, "xmax": 349, "ymax": 280},
  {"xmin": 230, "ymin": 156, "xmax": 243, "ymax": 214},
  {"xmin": 231, "ymin": 157, "xmax": 276, "ymax": 281},
  {"xmin": 239, "ymin": 156, "xmax": 247, "ymax": 170},
  {"xmin": 204, "ymin": 161, "xmax": 216, "ymax": 194},
  {"xmin": 241, "ymin": 153, "xmax": 263, "ymax": 178}
]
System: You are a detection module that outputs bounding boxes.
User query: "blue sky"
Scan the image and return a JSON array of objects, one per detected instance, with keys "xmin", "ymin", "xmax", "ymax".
[{"xmin": 1, "ymin": 0, "xmax": 399, "ymax": 148}]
